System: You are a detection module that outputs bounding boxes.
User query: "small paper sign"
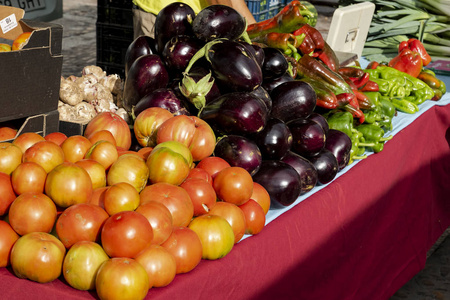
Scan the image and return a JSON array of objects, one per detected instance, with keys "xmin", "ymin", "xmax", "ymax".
[{"xmin": 0, "ymin": 13, "xmax": 18, "ymax": 34}]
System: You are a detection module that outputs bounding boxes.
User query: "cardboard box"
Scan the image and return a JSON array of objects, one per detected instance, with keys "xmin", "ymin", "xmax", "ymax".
[
  {"xmin": 0, "ymin": 5, "xmax": 63, "ymax": 123},
  {"xmin": 0, "ymin": 109, "xmax": 59, "ymax": 142}
]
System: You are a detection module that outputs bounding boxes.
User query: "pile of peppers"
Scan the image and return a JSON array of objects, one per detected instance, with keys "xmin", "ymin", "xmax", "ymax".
[{"xmin": 246, "ymin": 2, "xmax": 446, "ymax": 165}]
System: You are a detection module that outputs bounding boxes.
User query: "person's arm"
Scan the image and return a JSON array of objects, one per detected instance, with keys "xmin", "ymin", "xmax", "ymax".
[{"xmin": 207, "ymin": 0, "xmax": 257, "ymax": 24}]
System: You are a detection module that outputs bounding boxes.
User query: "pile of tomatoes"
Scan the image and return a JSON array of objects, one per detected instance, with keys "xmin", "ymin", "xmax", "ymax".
[{"xmin": 0, "ymin": 109, "xmax": 271, "ymax": 300}]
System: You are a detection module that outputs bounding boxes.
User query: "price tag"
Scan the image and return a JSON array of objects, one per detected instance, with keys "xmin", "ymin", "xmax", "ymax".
[{"xmin": 0, "ymin": 13, "xmax": 18, "ymax": 34}]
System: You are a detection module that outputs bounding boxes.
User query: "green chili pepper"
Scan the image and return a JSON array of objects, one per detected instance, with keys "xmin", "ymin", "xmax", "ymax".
[
  {"xmin": 356, "ymin": 124, "xmax": 393, "ymax": 153},
  {"xmin": 389, "ymin": 97, "xmax": 419, "ymax": 114}
]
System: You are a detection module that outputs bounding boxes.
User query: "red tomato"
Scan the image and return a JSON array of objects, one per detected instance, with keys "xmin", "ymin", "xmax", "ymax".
[
  {"xmin": 140, "ymin": 182, "xmax": 194, "ymax": 227},
  {"xmin": 45, "ymin": 162, "xmax": 93, "ymax": 208},
  {"xmin": 101, "ymin": 211, "xmax": 153, "ymax": 258},
  {"xmin": 117, "ymin": 149, "xmax": 146, "ymax": 159},
  {"xmin": 146, "ymin": 141, "xmax": 193, "ymax": 186},
  {"xmin": 196, "ymin": 156, "xmax": 231, "ymax": 178},
  {"xmin": 107, "ymin": 154, "xmax": 149, "ymax": 192},
  {"xmin": 133, "ymin": 107, "xmax": 173, "ymax": 147},
  {"xmin": 135, "ymin": 201, "xmax": 173, "ymax": 245},
  {"xmin": 12, "ymin": 132, "xmax": 45, "ymax": 153},
  {"xmin": 84, "ymin": 112, "xmax": 132, "ymax": 150},
  {"xmin": 11, "ymin": 162, "xmax": 47, "ymax": 195},
  {"xmin": 0, "ymin": 172, "xmax": 17, "ymax": 216},
  {"xmin": 96, "ymin": 257, "xmax": 149, "ymax": 300},
  {"xmin": 12, "ymin": 32, "xmax": 31, "ymax": 50},
  {"xmin": 152, "ymin": 140, "xmax": 193, "ymax": 167},
  {"xmin": 85, "ymin": 140, "xmax": 118, "ymax": 170},
  {"xmin": 0, "ymin": 126, "xmax": 17, "ymax": 141},
  {"xmin": 187, "ymin": 117, "xmax": 216, "ymax": 162},
  {"xmin": 0, "ymin": 142, "xmax": 22, "ymax": 175},
  {"xmin": 156, "ymin": 115, "xmax": 216, "ymax": 161},
  {"xmin": 8, "ymin": 192, "xmax": 57, "ymax": 235},
  {"xmin": 184, "ymin": 167, "xmax": 213, "ymax": 185},
  {"xmin": 239, "ymin": 199, "xmax": 266, "ymax": 235},
  {"xmin": 137, "ymin": 146, "xmax": 153, "ymax": 160},
  {"xmin": 104, "ymin": 182, "xmax": 140, "ymax": 215},
  {"xmin": 75, "ymin": 159, "xmax": 107, "ymax": 190},
  {"xmin": 135, "ymin": 244, "xmax": 177, "ymax": 288},
  {"xmin": 22, "ymin": 140, "xmax": 65, "ymax": 173},
  {"xmin": 61, "ymin": 135, "xmax": 92, "ymax": 163},
  {"xmin": 10, "ymin": 232, "xmax": 66, "ymax": 283},
  {"xmin": 63, "ymin": 241, "xmax": 109, "ymax": 291},
  {"xmin": 44, "ymin": 131, "xmax": 67, "ymax": 146},
  {"xmin": 180, "ymin": 178, "xmax": 216, "ymax": 216},
  {"xmin": 188, "ymin": 214, "xmax": 235, "ymax": 260},
  {"xmin": 208, "ymin": 201, "xmax": 246, "ymax": 244},
  {"xmin": 56, "ymin": 203, "xmax": 109, "ymax": 248},
  {"xmin": 89, "ymin": 186, "xmax": 108, "ymax": 208},
  {"xmin": 161, "ymin": 226, "xmax": 202, "ymax": 274},
  {"xmin": 0, "ymin": 220, "xmax": 19, "ymax": 267},
  {"xmin": 213, "ymin": 167, "xmax": 253, "ymax": 206},
  {"xmin": 86, "ymin": 129, "xmax": 117, "ymax": 147},
  {"xmin": 250, "ymin": 182, "xmax": 271, "ymax": 215}
]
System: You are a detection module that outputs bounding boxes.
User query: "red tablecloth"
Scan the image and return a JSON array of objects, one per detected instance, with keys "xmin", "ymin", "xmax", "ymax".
[{"xmin": 1, "ymin": 103, "xmax": 450, "ymax": 300}]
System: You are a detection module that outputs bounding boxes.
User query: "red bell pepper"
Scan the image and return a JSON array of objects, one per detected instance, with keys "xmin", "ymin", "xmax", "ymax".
[
  {"xmin": 388, "ymin": 48, "xmax": 423, "ymax": 78},
  {"xmin": 292, "ymin": 24, "xmax": 324, "ymax": 55},
  {"xmin": 399, "ymin": 38, "xmax": 431, "ymax": 66}
]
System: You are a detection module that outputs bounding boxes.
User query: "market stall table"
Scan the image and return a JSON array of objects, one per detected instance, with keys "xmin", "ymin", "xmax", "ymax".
[{"xmin": 1, "ymin": 78, "xmax": 449, "ymax": 300}]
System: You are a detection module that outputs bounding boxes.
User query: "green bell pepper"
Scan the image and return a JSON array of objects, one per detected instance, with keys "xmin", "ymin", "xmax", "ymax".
[{"xmin": 356, "ymin": 124, "xmax": 393, "ymax": 153}]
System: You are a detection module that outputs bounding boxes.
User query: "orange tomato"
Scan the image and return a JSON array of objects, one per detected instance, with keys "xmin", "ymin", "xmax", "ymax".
[{"xmin": 12, "ymin": 32, "xmax": 32, "ymax": 51}]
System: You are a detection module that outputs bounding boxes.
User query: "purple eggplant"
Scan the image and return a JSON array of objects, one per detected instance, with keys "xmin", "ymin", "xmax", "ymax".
[
  {"xmin": 270, "ymin": 80, "xmax": 316, "ymax": 123},
  {"xmin": 308, "ymin": 112, "xmax": 329, "ymax": 136},
  {"xmin": 192, "ymin": 5, "xmax": 246, "ymax": 42},
  {"xmin": 262, "ymin": 72, "xmax": 294, "ymax": 94},
  {"xmin": 124, "ymin": 35, "xmax": 156, "ymax": 78},
  {"xmin": 214, "ymin": 135, "xmax": 262, "ymax": 176},
  {"xmin": 122, "ymin": 54, "xmax": 169, "ymax": 113},
  {"xmin": 199, "ymin": 92, "xmax": 268, "ymax": 135},
  {"xmin": 324, "ymin": 129, "xmax": 352, "ymax": 170},
  {"xmin": 162, "ymin": 35, "xmax": 204, "ymax": 75},
  {"xmin": 252, "ymin": 160, "xmax": 302, "ymax": 208},
  {"xmin": 154, "ymin": 2, "xmax": 195, "ymax": 53},
  {"xmin": 185, "ymin": 39, "xmax": 263, "ymax": 93},
  {"xmin": 209, "ymin": 40, "xmax": 263, "ymax": 92},
  {"xmin": 288, "ymin": 118, "xmax": 326, "ymax": 157},
  {"xmin": 134, "ymin": 88, "xmax": 190, "ymax": 117},
  {"xmin": 249, "ymin": 86, "xmax": 272, "ymax": 112},
  {"xmin": 281, "ymin": 151, "xmax": 318, "ymax": 194},
  {"xmin": 261, "ymin": 47, "xmax": 289, "ymax": 80},
  {"xmin": 239, "ymin": 42, "xmax": 265, "ymax": 67},
  {"xmin": 308, "ymin": 149, "xmax": 338, "ymax": 184},
  {"xmin": 254, "ymin": 118, "xmax": 292, "ymax": 160}
]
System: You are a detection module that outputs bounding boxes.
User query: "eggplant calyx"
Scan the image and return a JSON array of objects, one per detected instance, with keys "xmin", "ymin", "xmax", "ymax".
[{"xmin": 179, "ymin": 72, "xmax": 214, "ymax": 113}]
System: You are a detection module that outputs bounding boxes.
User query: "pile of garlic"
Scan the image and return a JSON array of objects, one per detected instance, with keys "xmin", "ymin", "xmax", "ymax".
[{"xmin": 58, "ymin": 66, "xmax": 129, "ymax": 123}]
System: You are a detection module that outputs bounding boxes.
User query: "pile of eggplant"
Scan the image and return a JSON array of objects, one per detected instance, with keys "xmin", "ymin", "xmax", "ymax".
[{"xmin": 122, "ymin": 3, "xmax": 352, "ymax": 209}]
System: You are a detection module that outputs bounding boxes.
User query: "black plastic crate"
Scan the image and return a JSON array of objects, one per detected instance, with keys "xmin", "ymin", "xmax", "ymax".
[
  {"xmin": 96, "ymin": 61, "xmax": 126, "ymax": 78},
  {"xmin": 97, "ymin": 0, "xmax": 133, "ymax": 8},
  {"xmin": 97, "ymin": 5, "xmax": 134, "ymax": 27},
  {"xmin": 96, "ymin": 22, "xmax": 133, "ymax": 76}
]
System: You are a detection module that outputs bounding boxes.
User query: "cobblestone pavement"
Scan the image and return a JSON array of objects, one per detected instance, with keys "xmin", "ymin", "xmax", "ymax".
[{"xmin": 51, "ymin": 1, "xmax": 450, "ymax": 299}]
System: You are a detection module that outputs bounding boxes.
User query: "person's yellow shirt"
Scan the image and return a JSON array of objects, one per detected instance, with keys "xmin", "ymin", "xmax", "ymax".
[{"xmin": 133, "ymin": 0, "xmax": 209, "ymax": 15}]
